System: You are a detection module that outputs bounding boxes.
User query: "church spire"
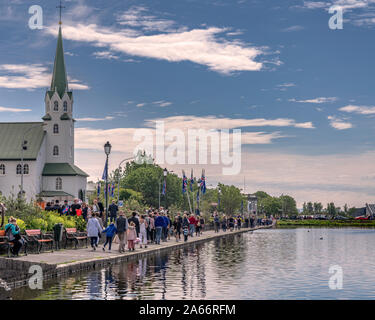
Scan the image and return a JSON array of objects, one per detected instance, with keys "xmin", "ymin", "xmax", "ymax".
[{"xmin": 50, "ymin": 2, "xmax": 68, "ymax": 98}]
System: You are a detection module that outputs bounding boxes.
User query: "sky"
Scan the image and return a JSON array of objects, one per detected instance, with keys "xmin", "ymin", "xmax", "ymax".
[{"xmin": 1, "ymin": 0, "xmax": 375, "ymax": 208}]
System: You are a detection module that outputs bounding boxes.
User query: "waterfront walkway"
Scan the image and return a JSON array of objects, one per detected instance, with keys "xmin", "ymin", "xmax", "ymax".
[{"xmin": 0, "ymin": 225, "xmax": 272, "ymax": 288}]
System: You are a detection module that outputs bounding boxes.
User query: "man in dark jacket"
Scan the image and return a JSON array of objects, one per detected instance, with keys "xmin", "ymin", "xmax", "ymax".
[
  {"xmin": 116, "ymin": 211, "xmax": 128, "ymax": 253},
  {"xmin": 108, "ymin": 200, "xmax": 119, "ymax": 222},
  {"xmin": 128, "ymin": 212, "xmax": 140, "ymax": 237}
]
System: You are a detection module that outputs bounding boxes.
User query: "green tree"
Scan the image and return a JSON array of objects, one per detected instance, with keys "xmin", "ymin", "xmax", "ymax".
[
  {"xmin": 279, "ymin": 195, "xmax": 298, "ymax": 216},
  {"xmin": 262, "ymin": 197, "xmax": 282, "ymax": 217},
  {"xmin": 218, "ymin": 183, "xmax": 242, "ymax": 215}
]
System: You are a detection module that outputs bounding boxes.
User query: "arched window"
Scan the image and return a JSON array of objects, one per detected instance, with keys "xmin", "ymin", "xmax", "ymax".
[
  {"xmin": 53, "ymin": 124, "xmax": 59, "ymax": 134},
  {"xmin": 23, "ymin": 164, "xmax": 29, "ymax": 175},
  {"xmin": 53, "ymin": 146, "xmax": 59, "ymax": 156},
  {"xmin": 0, "ymin": 164, "xmax": 5, "ymax": 175},
  {"xmin": 16, "ymin": 164, "xmax": 22, "ymax": 175},
  {"xmin": 63, "ymin": 101, "xmax": 68, "ymax": 112},
  {"xmin": 54, "ymin": 101, "xmax": 59, "ymax": 111},
  {"xmin": 56, "ymin": 177, "xmax": 62, "ymax": 190}
]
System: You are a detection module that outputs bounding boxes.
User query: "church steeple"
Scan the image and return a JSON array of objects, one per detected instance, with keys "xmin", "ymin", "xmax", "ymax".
[{"xmin": 50, "ymin": 26, "xmax": 68, "ymax": 99}]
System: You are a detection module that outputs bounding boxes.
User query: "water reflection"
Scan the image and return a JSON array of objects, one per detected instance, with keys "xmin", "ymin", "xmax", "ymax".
[{"xmin": 10, "ymin": 228, "xmax": 375, "ymax": 300}]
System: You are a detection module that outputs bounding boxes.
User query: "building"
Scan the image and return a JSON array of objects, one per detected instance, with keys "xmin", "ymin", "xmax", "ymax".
[{"xmin": 0, "ymin": 23, "xmax": 88, "ymax": 203}]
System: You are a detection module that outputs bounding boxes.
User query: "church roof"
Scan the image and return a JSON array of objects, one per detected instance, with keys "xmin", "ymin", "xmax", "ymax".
[
  {"xmin": 0, "ymin": 122, "xmax": 45, "ymax": 160},
  {"xmin": 50, "ymin": 26, "xmax": 68, "ymax": 99},
  {"xmin": 42, "ymin": 163, "xmax": 89, "ymax": 177}
]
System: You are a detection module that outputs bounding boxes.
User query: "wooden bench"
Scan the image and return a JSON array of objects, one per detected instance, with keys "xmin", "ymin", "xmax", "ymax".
[
  {"xmin": 24, "ymin": 229, "xmax": 54, "ymax": 254},
  {"xmin": 65, "ymin": 228, "xmax": 88, "ymax": 249},
  {"xmin": 0, "ymin": 230, "xmax": 27, "ymax": 257}
]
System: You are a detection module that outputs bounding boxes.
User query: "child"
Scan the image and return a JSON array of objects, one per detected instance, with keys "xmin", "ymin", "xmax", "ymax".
[
  {"xmin": 183, "ymin": 225, "xmax": 189, "ymax": 242},
  {"xmin": 102, "ymin": 222, "xmax": 117, "ymax": 252},
  {"xmin": 127, "ymin": 222, "xmax": 137, "ymax": 251}
]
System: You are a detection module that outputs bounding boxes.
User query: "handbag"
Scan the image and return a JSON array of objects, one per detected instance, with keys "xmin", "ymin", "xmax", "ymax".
[{"xmin": 113, "ymin": 234, "xmax": 119, "ymax": 244}]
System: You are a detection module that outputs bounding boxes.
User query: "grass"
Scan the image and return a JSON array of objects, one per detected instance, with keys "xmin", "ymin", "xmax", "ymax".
[{"xmin": 277, "ymin": 219, "xmax": 375, "ymax": 227}]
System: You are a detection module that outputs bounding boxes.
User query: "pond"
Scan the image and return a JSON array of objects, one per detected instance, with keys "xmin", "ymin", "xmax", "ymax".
[{"xmin": 10, "ymin": 228, "xmax": 375, "ymax": 300}]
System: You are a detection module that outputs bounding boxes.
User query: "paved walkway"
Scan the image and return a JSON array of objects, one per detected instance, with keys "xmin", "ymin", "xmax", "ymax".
[{"xmin": 11, "ymin": 226, "xmax": 267, "ymax": 266}]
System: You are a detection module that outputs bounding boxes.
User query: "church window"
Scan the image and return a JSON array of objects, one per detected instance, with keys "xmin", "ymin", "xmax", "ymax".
[
  {"xmin": 23, "ymin": 164, "xmax": 29, "ymax": 175},
  {"xmin": 53, "ymin": 124, "xmax": 59, "ymax": 134},
  {"xmin": 0, "ymin": 164, "xmax": 5, "ymax": 175},
  {"xmin": 56, "ymin": 177, "xmax": 62, "ymax": 190},
  {"xmin": 53, "ymin": 146, "xmax": 59, "ymax": 156},
  {"xmin": 16, "ymin": 164, "xmax": 22, "ymax": 175},
  {"xmin": 63, "ymin": 101, "xmax": 68, "ymax": 112},
  {"xmin": 54, "ymin": 101, "xmax": 59, "ymax": 112}
]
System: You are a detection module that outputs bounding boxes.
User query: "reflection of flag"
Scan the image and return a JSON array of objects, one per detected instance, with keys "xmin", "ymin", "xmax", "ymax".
[
  {"xmin": 97, "ymin": 183, "xmax": 101, "ymax": 197},
  {"xmin": 190, "ymin": 169, "xmax": 194, "ymax": 192},
  {"xmin": 182, "ymin": 170, "xmax": 188, "ymax": 194},
  {"xmin": 200, "ymin": 169, "xmax": 206, "ymax": 194},
  {"xmin": 102, "ymin": 159, "xmax": 108, "ymax": 180}
]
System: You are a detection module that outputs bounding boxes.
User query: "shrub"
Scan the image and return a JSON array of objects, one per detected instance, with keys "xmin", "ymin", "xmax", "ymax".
[{"xmin": 28, "ymin": 218, "xmax": 48, "ymax": 231}]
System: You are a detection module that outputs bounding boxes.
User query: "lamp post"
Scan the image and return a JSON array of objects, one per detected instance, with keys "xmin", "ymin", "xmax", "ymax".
[
  {"xmin": 104, "ymin": 141, "xmax": 112, "ymax": 227},
  {"xmin": 20, "ymin": 124, "xmax": 46, "ymax": 198},
  {"xmin": 116, "ymin": 157, "xmax": 135, "ymax": 204},
  {"xmin": 158, "ymin": 168, "xmax": 168, "ymax": 209}
]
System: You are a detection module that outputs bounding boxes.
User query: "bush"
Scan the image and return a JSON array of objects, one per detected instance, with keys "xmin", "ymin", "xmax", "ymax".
[{"xmin": 28, "ymin": 218, "xmax": 48, "ymax": 231}]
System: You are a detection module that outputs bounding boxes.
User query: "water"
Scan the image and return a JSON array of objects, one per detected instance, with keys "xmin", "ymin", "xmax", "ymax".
[{"xmin": 10, "ymin": 228, "xmax": 375, "ymax": 300}]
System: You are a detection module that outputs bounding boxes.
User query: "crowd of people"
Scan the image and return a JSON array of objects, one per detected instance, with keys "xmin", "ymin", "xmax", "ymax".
[{"xmin": 1, "ymin": 198, "xmax": 274, "ymax": 256}]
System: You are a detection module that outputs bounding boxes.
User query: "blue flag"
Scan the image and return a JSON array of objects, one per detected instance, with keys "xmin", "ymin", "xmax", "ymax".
[
  {"xmin": 111, "ymin": 183, "xmax": 115, "ymax": 197},
  {"xmin": 102, "ymin": 159, "xmax": 108, "ymax": 181},
  {"xmin": 200, "ymin": 169, "xmax": 206, "ymax": 194},
  {"xmin": 162, "ymin": 179, "xmax": 166, "ymax": 195},
  {"xmin": 182, "ymin": 170, "xmax": 188, "ymax": 194},
  {"xmin": 97, "ymin": 183, "xmax": 101, "ymax": 197},
  {"xmin": 190, "ymin": 169, "xmax": 194, "ymax": 192}
]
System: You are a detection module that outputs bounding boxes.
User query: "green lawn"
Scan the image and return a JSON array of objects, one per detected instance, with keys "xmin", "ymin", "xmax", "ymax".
[{"xmin": 277, "ymin": 219, "xmax": 375, "ymax": 227}]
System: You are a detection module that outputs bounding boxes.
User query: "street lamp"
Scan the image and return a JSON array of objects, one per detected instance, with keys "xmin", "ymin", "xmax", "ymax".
[
  {"xmin": 104, "ymin": 141, "xmax": 111, "ymax": 227},
  {"xmin": 158, "ymin": 168, "xmax": 169, "ymax": 209}
]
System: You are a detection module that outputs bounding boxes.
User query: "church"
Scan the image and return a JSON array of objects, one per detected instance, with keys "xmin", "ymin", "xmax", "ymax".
[{"xmin": 0, "ymin": 22, "xmax": 88, "ymax": 203}]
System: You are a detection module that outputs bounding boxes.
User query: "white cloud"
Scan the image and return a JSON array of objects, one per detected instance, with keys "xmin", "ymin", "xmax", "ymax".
[
  {"xmin": 153, "ymin": 100, "xmax": 172, "ymax": 107},
  {"xmin": 44, "ymin": 9, "xmax": 270, "ymax": 75},
  {"xmin": 328, "ymin": 115, "xmax": 353, "ymax": 130},
  {"xmin": 0, "ymin": 64, "xmax": 89, "ymax": 90},
  {"xmin": 0, "ymin": 106, "xmax": 32, "ymax": 112},
  {"xmin": 289, "ymin": 97, "xmax": 338, "ymax": 103},
  {"xmin": 339, "ymin": 104, "xmax": 375, "ymax": 115},
  {"xmin": 76, "ymin": 116, "xmax": 114, "ymax": 122},
  {"xmin": 136, "ymin": 103, "xmax": 146, "ymax": 107},
  {"xmin": 92, "ymin": 51, "xmax": 119, "ymax": 60},
  {"xmin": 281, "ymin": 25, "xmax": 305, "ymax": 32}
]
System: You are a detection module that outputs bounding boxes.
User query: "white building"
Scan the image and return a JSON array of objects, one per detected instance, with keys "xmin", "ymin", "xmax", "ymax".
[{"xmin": 0, "ymin": 24, "xmax": 88, "ymax": 203}]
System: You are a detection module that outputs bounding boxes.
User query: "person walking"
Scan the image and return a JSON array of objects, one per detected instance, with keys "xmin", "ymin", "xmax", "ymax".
[
  {"xmin": 188, "ymin": 214, "xmax": 196, "ymax": 237},
  {"xmin": 128, "ymin": 212, "xmax": 140, "ymax": 237},
  {"xmin": 5, "ymin": 217, "xmax": 22, "ymax": 256},
  {"xmin": 147, "ymin": 213, "xmax": 154, "ymax": 244},
  {"xmin": 154, "ymin": 212, "xmax": 164, "ymax": 245},
  {"xmin": 139, "ymin": 215, "xmax": 148, "ymax": 248},
  {"xmin": 173, "ymin": 215, "xmax": 182, "ymax": 242},
  {"xmin": 214, "ymin": 214, "xmax": 220, "ymax": 233},
  {"xmin": 87, "ymin": 213, "xmax": 102, "ymax": 251},
  {"xmin": 70, "ymin": 198, "xmax": 81, "ymax": 216},
  {"xmin": 127, "ymin": 222, "xmax": 137, "ymax": 251},
  {"xmin": 195, "ymin": 216, "xmax": 201, "ymax": 236},
  {"xmin": 81, "ymin": 202, "xmax": 89, "ymax": 221},
  {"xmin": 222, "ymin": 216, "xmax": 227, "ymax": 232},
  {"xmin": 199, "ymin": 216, "xmax": 205, "ymax": 235},
  {"xmin": 102, "ymin": 222, "xmax": 117, "ymax": 252},
  {"xmin": 108, "ymin": 200, "xmax": 119, "ymax": 223},
  {"xmin": 115, "ymin": 211, "xmax": 128, "ymax": 253},
  {"xmin": 61, "ymin": 200, "xmax": 70, "ymax": 216},
  {"xmin": 162, "ymin": 213, "xmax": 169, "ymax": 242}
]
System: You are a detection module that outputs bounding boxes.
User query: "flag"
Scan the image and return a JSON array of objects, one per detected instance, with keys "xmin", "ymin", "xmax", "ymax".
[
  {"xmin": 200, "ymin": 169, "xmax": 206, "ymax": 194},
  {"xmin": 102, "ymin": 158, "xmax": 108, "ymax": 181},
  {"xmin": 196, "ymin": 189, "xmax": 200, "ymax": 202},
  {"xmin": 182, "ymin": 170, "xmax": 188, "ymax": 194},
  {"xmin": 97, "ymin": 183, "xmax": 101, "ymax": 197},
  {"xmin": 241, "ymin": 200, "xmax": 244, "ymax": 213},
  {"xmin": 190, "ymin": 169, "xmax": 194, "ymax": 192},
  {"xmin": 111, "ymin": 183, "xmax": 115, "ymax": 197},
  {"xmin": 162, "ymin": 178, "xmax": 166, "ymax": 195}
]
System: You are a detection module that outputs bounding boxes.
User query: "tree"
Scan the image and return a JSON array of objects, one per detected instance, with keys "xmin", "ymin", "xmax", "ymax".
[
  {"xmin": 279, "ymin": 195, "xmax": 298, "ymax": 216},
  {"xmin": 262, "ymin": 197, "xmax": 282, "ymax": 217},
  {"xmin": 218, "ymin": 183, "xmax": 242, "ymax": 215}
]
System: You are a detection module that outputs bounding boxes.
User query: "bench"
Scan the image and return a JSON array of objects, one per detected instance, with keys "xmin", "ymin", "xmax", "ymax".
[
  {"xmin": 24, "ymin": 229, "xmax": 54, "ymax": 254},
  {"xmin": 0, "ymin": 230, "xmax": 27, "ymax": 257},
  {"xmin": 65, "ymin": 228, "xmax": 88, "ymax": 249}
]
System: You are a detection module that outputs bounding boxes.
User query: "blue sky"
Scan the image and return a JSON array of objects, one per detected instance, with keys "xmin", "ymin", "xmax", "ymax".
[{"xmin": 1, "ymin": 0, "xmax": 375, "ymax": 207}]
